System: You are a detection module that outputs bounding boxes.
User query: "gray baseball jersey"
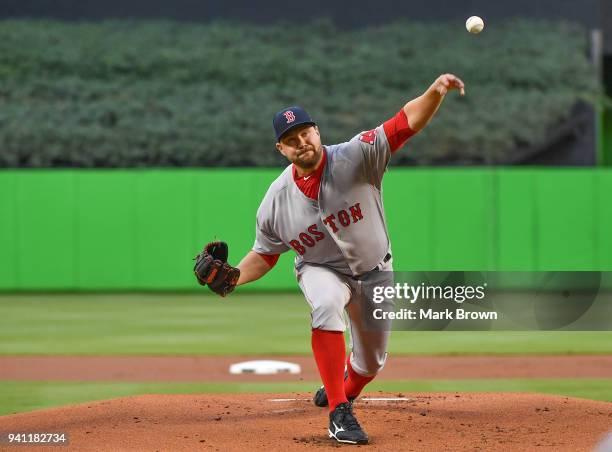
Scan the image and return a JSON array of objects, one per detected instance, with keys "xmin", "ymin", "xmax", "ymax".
[{"xmin": 253, "ymin": 124, "xmax": 392, "ymax": 276}]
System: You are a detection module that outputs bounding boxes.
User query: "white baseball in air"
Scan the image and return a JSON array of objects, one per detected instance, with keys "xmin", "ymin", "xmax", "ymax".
[{"xmin": 466, "ymin": 16, "xmax": 485, "ymax": 34}]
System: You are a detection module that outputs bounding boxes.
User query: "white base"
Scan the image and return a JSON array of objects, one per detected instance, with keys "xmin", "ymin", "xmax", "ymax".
[{"xmin": 229, "ymin": 360, "xmax": 301, "ymax": 375}]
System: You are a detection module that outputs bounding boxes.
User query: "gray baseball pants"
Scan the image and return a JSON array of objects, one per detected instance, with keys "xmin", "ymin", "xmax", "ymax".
[{"xmin": 297, "ymin": 259, "xmax": 393, "ymax": 377}]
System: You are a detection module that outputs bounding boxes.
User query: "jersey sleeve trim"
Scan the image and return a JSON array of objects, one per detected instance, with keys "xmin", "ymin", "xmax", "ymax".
[
  {"xmin": 383, "ymin": 108, "xmax": 416, "ymax": 154},
  {"xmin": 256, "ymin": 252, "xmax": 280, "ymax": 268}
]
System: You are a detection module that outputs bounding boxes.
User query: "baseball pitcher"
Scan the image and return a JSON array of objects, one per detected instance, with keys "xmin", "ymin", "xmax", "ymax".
[{"xmin": 194, "ymin": 73, "xmax": 465, "ymax": 445}]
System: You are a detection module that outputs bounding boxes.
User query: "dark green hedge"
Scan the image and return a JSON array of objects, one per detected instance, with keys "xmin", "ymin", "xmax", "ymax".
[{"xmin": 0, "ymin": 19, "xmax": 602, "ymax": 167}]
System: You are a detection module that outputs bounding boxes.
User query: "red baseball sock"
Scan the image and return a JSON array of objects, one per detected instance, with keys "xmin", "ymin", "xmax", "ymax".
[
  {"xmin": 344, "ymin": 357, "xmax": 375, "ymax": 400},
  {"xmin": 311, "ymin": 329, "xmax": 348, "ymax": 411}
]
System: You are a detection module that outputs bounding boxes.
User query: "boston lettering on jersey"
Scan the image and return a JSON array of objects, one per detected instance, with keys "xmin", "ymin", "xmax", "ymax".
[{"xmin": 289, "ymin": 202, "xmax": 364, "ymax": 255}]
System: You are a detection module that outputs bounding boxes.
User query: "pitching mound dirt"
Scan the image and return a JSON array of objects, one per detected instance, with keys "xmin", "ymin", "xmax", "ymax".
[{"xmin": 1, "ymin": 393, "xmax": 611, "ymax": 451}]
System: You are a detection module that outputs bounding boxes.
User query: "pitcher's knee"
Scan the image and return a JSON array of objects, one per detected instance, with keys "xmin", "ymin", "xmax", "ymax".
[
  {"xmin": 350, "ymin": 352, "xmax": 388, "ymax": 377},
  {"xmin": 311, "ymin": 299, "xmax": 346, "ymax": 331}
]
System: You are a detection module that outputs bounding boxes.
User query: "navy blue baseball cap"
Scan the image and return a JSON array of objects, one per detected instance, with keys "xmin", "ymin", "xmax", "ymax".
[{"xmin": 273, "ymin": 106, "xmax": 316, "ymax": 142}]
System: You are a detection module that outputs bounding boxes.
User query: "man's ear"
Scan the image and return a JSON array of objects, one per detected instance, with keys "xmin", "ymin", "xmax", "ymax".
[
  {"xmin": 276, "ymin": 142, "xmax": 286, "ymax": 157},
  {"xmin": 314, "ymin": 126, "xmax": 320, "ymax": 136}
]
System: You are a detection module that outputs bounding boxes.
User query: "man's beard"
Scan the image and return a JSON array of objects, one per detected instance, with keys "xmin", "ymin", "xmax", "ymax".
[{"xmin": 294, "ymin": 146, "xmax": 321, "ymax": 170}]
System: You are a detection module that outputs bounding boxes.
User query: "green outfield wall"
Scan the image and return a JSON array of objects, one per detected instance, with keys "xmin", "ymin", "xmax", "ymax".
[
  {"xmin": 1, "ymin": 169, "xmax": 611, "ymax": 291},
  {"xmin": 603, "ymin": 109, "xmax": 612, "ymax": 165}
]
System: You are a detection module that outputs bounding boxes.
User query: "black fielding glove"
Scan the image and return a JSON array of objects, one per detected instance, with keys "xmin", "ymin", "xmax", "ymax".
[{"xmin": 193, "ymin": 241, "xmax": 240, "ymax": 297}]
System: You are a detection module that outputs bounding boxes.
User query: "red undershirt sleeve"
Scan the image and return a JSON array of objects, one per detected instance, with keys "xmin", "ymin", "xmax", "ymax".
[
  {"xmin": 382, "ymin": 108, "xmax": 417, "ymax": 154},
  {"xmin": 256, "ymin": 252, "xmax": 280, "ymax": 268}
]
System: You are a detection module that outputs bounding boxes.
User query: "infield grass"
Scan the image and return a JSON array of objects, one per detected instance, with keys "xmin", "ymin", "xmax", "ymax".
[
  {"xmin": 1, "ymin": 294, "xmax": 612, "ymax": 355},
  {"xmin": 0, "ymin": 379, "xmax": 610, "ymax": 416}
]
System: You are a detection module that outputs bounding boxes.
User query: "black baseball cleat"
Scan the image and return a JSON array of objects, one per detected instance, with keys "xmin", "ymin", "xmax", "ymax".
[
  {"xmin": 328, "ymin": 402, "xmax": 369, "ymax": 445},
  {"xmin": 314, "ymin": 386, "xmax": 356, "ymax": 407},
  {"xmin": 313, "ymin": 370, "xmax": 351, "ymax": 407},
  {"xmin": 313, "ymin": 385, "xmax": 329, "ymax": 407}
]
